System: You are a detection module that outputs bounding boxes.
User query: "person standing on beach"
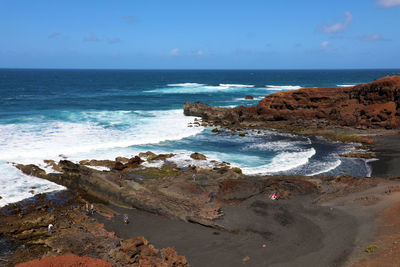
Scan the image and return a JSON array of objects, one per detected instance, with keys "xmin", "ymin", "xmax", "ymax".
[
  {"xmin": 48, "ymin": 224, "xmax": 53, "ymax": 234},
  {"xmin": 192, "ymin": 166, "xmax": 197, "ymax": 181},
  {"xmin": 90, "ymin": 204, "xmax": 94, "ymax": 214},
  {"xmin": 85, "ymin": 203, "xmax": 89, "ymax": 214},
  {"xmin": 123, "ymin": 214, "xmax": 129, "ymax": 224}
]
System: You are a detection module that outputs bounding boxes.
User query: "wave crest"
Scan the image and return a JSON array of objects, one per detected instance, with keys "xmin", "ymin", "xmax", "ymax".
[{"xmin": 265, "ymin": 85, "xmax": 302, "ymax": 91}]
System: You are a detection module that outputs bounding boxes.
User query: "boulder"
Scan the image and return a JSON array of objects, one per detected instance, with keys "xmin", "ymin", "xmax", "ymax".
[
  {"xmin": 126, "ymin": 156, "xmax": 142, "ymax": 168},
  {"xmin": 114, "ymin": 161, "xmax": 126, "ymax": 171},
  {"xmin": 138, "ymin": 151, "xmax": 157, "ymax": 159},
  {"xmin": 115, "ymin": 157, "xmax": 129, "ymax": 163},
  {"xmin": 190, "ymin": 152, "xmax": 207, "ymax": 160},
  {"xmin": 245, "ymin": 95, "xmax": 254, "ymax": 100}
]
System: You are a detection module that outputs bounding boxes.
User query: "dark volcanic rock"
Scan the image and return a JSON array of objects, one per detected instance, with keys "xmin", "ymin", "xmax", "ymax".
[
  {"xmin": 245, "ymin": 95, "xmax": 254, "ymax": 100},
  {"xmin": 114, "ymin": 161, "xmax": 126, "ymax": 170},
  {"xmin": 127, "ymin": 156, "xmax": 142, "ymax": 168},
  {"xmin": 1, "ymin": 192, "xmax": 188, "ymax": 267},
  {"xmin": 14, "ymin": 159, "xmax": 333, "ymax": 230},
  {"xmin": 190, "ymin": 152, "xmax": 207, "ymax": 160}
]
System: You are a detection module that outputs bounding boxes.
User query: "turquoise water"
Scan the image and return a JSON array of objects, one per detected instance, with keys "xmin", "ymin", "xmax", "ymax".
[{"xmin": 1, "ymin": 69, "xmax": 398, "ymax": 206}]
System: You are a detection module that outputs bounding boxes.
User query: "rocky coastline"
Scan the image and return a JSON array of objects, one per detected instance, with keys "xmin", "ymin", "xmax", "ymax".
[
  {"xmin": 184, "ymin": 76, "xmax": 400, "ymax": 142},
  {"xmin": 0, "ymin": 190, "xmax": 188, "ymax": 266},
  {"xmin": 3, "ymin": 76, "xmax": 400, "ymax": 266},
  {"xmin": 2, "ymin": 150, "xmax": 399, "ymax": 266}
]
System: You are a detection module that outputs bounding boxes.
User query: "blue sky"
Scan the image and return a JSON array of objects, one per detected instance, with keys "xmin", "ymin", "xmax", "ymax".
[{"xmin": 0, "ymin": 0, "xmax": 399, "ymax": 69}]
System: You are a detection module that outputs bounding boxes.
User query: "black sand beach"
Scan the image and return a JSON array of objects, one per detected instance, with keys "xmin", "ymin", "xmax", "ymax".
[
  {"xmin": 370, "ymin": 134, "xmax": 400, "ymax": 178},
  {"xmin": 96, "ymin": 194, "xmax": 358, "ymax": 267}
]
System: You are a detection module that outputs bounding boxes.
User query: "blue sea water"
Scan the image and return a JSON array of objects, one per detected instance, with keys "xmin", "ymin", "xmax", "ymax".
[{"xmin": 1, "ymin": 69, "xmax": 399, "ymax": 206}]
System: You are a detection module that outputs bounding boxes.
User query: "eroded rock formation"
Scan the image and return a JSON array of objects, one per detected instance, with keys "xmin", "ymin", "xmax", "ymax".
[
  {"xmin": 184, "ymin": 76, "xmax": 400, "ymax": 129},
  {"xmin": 1, "ymin": 192, "xmax": 188, "ymax": 267}
]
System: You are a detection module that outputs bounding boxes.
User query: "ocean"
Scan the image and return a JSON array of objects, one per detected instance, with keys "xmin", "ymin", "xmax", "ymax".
[{"xmin": 1, "ymin": 69, "xmax": 398, "ymax": 207}]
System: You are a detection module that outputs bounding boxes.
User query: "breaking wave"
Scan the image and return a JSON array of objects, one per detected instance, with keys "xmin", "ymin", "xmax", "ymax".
[
  {"xmin": 241, "ymin": 148, "xmax": 316, "ymax": 175},
  {"xmin": 265, "ymin": 85, "xmax": 302, "ymax": 91}
]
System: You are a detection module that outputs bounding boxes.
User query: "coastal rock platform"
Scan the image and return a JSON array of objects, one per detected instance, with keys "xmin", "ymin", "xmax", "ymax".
[
  {"xmin": 184, "ymin": 76, "xmax": 400, "ymax": 141},
  {"xmin": 8, "ymin": 153, "xmax": 400, "ymax": 266}
]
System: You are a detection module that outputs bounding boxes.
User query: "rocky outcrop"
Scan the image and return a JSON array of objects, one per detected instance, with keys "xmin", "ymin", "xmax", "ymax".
[
  {"xmin": 184, "ymin": 76, "xmax": 400, "ymax": 129},
  {"xmin": 14, "ymin": 156, "xmax": 335, "ymax": 230},
  {"xmin": 1, "ymin": 192, "xmax": 188, "ymax": 267},
  {"xmin": 16, "ymin": 254, "xmax": 113, "ymax": 267},
  {"xmin": 14, "ymin": 156, "xmax": 375, "ymax": 231},
  {"xmin": 108, "ymin": 236, "xmax": 188, "ymax": 266},
  {"xmin": 10, "ymin": 157, "xmax": 395, "ymax": 266},
  {"xmin": 190, "ymin": 152, "xmax": 207, "ymax": 160}
]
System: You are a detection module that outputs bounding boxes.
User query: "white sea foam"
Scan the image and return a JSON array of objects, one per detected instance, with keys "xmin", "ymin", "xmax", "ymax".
[
  {"xmin": 0, "ymin": 162, "xmax": 65, "ymax": 207},
  {"xmin": 246, "ymin": 139, "xmax": 312, "ymax": 152},
  {"xmin": 336, "ymin": 84, "xmax": 356, "ymax": 87},
  {"xmin": 308, "ymin": 159, "xmax": 342, "ymax": 176},
  {"xmin": 85, "ymin": 166, "xmax": 110, "ymax": 171},
  {"xmin": 142, "ymin": 160, "xmax": 165, "ymax": 168},
  {"xmin": 365, "ymin": 158, "xmax": 378, "ymax": 177},
  {"xmin": 0, "ymin": 109, "xmax": 202, "ymax": 164},
  {"xmin": 0, "ymin": 109, "xmax": 203, "ymax": 206},
  {"xmin": 234, "ymin": 96, "xmax": 264, "ymax": 101},
  {"xmin": 241, "ymin": 148, "xmax": 316, "ymax": 175},
  {"xmin": 148, "ymin": 83, "xmax": 256, "ymax": 94},
  {"xmin": 165, "ymin": 147, "xmax": 316, "ymax": 176},
  {"xmin": 167, "ymin": 83, "xmax": 205, "ymax": 87},
  {"xmin": 265, "ymin": 85, "xmax": 302, "ymax": 91},
  {"xmin": 219, "ymin": 84, "xmax": 255, "ymax": 88},
  {"xmin": 220, "ymin": 105, "xmax": 238, "ymax": 108},
  {"xmin": 164, "ymin": 151, "xmax": 222, "ymax": 169},
  {"xmin": 202, "ymin": 85, "xmax": 230, "ymax": 90}
]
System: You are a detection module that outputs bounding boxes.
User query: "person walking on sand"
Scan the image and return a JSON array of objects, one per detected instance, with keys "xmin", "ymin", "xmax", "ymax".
[
  {"xmin": 85, "ymin": 203, "xmax": 89, "ymax": 214},
  {"xmin": 90, "ymin": 204, "xmax": 94, "ymax": 214},
  {"xmin": 270, "ymin": 192, "xmax": 278, "ymax": 200},
  {"xmin": 192, "ymin": 166, "xmax": 197, "ymax": 181},
  {"xmin": 123, "ymin": 214, "xmax": 129, "ymax": 224},
  {"xmin": 48, "ymin": 224, "xmax": 53, "ymax": 234}
]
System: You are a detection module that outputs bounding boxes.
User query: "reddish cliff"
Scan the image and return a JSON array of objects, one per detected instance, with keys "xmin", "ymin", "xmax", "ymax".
[
  {"xmin": 184, "ymin": 76, "xmax": 400, "ymax": 130},
  {"xmin": 256, "ymin": 76, "xmax": 400, "ymax": 129}
]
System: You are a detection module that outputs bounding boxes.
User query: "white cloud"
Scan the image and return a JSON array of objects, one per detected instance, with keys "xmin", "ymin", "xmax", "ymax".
[
  {"xmin": 377, "ymin": 0, "xmax": 400, "ymax": 7},
  {"xmin": 169, "ymin": 48, "xmax": 179, "ymax": 56},
  {"xmin": 122, "ymin": 15, "xmax": 137, "ymax": 24},
  {"xmin": 195, "ymin": 50, "xmax": 204, "ymax": 56},
  {"xmin": 108, "ymin": 38, "xmax": 121, "ymax": 44},
  {"xmin": 319, "ymin": 12, "xmax": 353, "ymax": 34},
  {"xmin": 321, "ymin": 41, "xmax": 330, "ymax": 49},
  {"xmin": 361, "ymin": 34, "xmax": 385, "ymax": 41},
  {"xmin": 83, "ymin": 34, "xmax": 101, "ymax": 42},
  {"xmin": 48, "ymin": 32, "xmax": 61, "ymax": 39}
]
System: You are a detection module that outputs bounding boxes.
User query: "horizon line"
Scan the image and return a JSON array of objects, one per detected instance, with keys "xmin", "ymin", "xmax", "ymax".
[{"xmin": 1, "ymin": 67, "xmax": 400, "ymax": 71}]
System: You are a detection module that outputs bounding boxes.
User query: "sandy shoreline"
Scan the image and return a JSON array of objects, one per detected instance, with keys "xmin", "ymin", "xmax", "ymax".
[
  {"xmin": 96, "ymin": 194, "xmax": 357, "ymax": 267},
  {"xmin": 96, "ymin": 177, "xmax": 400, "ymax": 267},
  {"xmin": 370, "ymin": 134, "xmax": 400, "ymax": 178}
]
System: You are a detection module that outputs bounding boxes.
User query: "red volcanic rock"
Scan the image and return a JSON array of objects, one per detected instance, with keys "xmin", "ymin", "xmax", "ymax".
[
  {"xmin": 126, "ymin": 156, "xmax": 142, "ymax": 168},
  {"xmin": 109, "ymin": 236, "xmax": 189, "ymax": 266},
  {"xmin": 16, "ymin": 254, "xmax": 112, "ymax": 267},
  {"xmin": 184, "ymin": 76, "xmax": 400, "ymax": 129},
  {"xmin": 256, "ymin": 76, "xmax": 400, "ymax": 129},
  {"xmin": 114, "ymin": 161, "xmax": 126, "ymax": 170}
]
